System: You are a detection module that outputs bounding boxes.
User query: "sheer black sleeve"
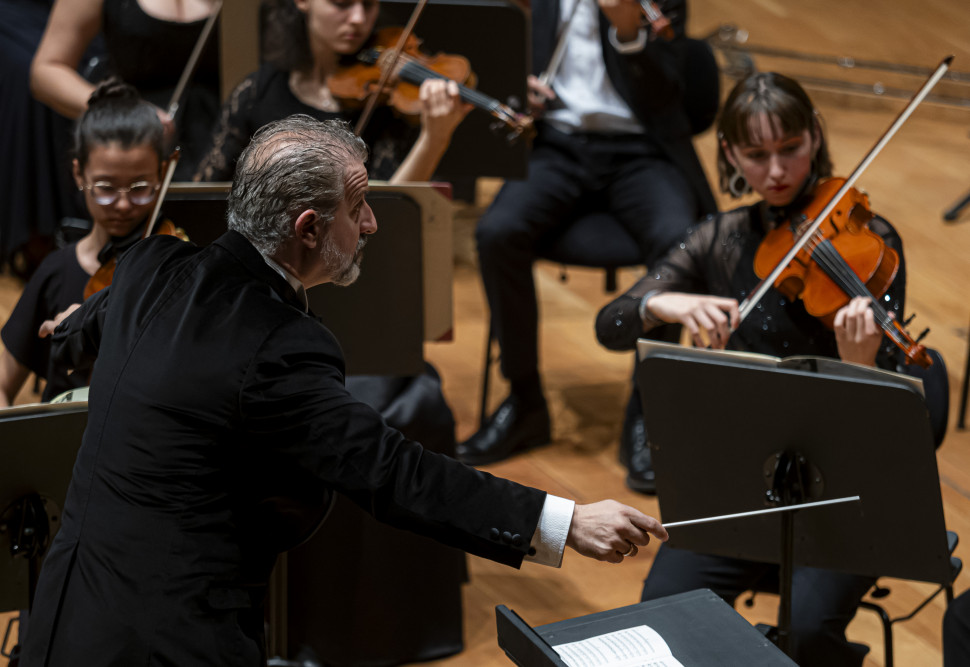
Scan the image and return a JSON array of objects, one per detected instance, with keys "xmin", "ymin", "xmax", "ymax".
[{"xmin": 194, "ymin": 74, "xmax": 259, "ymax": 182}]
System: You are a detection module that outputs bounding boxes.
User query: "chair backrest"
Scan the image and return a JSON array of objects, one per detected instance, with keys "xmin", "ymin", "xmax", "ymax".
[
  {"xmin": 535, "ymin": 212, "xmax": 643, "ymax": 269},
  {"xmin": 900, "ymin": 347, "xmax": 949, "ymax": 448}
]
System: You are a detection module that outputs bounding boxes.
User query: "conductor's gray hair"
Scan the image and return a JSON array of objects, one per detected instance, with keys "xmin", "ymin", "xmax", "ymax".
[{"xmin": 227, "ymin": 115, "xmax": 368, "ymax": 255}]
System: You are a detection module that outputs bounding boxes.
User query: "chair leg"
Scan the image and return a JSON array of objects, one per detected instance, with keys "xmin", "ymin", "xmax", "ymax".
[
  {"xmin": 480, "ymin": 318, "xmax": 494, "ymax": 428},
  {"xmin": 959, "ymin": 312, "xmax": 970, "ymax": 429},
  {"xmin": 858, "ymin": 601, "xmax": 894, "ymax": 667}
]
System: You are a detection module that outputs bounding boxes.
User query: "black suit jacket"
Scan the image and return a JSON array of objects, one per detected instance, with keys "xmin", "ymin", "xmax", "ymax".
[
  {"xmin": 22, "ymin": 231, "xmax": 546, "ymax": 666},
  {"xmin": 531, "ymin": 0, "xmax": 717, "ymax": 215}
]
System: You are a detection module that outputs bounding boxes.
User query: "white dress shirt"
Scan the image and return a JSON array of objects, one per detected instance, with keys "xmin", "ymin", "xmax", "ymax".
[{"xmin": 545, "ymin": 0, "xmax": 647, "ymax": 135}]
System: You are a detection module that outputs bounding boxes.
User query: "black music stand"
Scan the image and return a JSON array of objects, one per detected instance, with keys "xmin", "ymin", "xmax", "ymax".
[
  {"xmin": 0, "ymin": 401, "xmax": 88, "ymax": 658},
  {"xmin": 635, "ymin": 344, "xmax": 952, "ymax": 657},
  {"xmin": 497, "ymin": 589, "xmax": 796, "ymax": 666},
  {"xmin": 378, "ymin": 0, "xmax": 530, "ymax": 186},
  {"xmin": 162, "ymin": 184, "xmax": 432, "ymax": 376}
]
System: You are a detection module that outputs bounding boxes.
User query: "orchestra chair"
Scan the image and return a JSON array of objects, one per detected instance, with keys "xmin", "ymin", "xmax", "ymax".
[{"xmin": 478, "ymin": 211, "xmax": 643, "ymax": 425}]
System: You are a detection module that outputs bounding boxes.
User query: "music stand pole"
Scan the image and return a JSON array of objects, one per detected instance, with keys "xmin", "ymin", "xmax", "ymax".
[{"xmin": 777, "ymin": 509, "xmax": 793, "ymax": 654}]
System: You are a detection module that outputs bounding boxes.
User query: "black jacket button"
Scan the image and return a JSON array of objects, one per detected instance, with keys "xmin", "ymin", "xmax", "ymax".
[
  {"xmin": 490, "ymin": 528, "xmax": 500, "ymax": 540},
  {"xmin": 502, "ymin": 531, "xmax": 513, "ymax": 543}
]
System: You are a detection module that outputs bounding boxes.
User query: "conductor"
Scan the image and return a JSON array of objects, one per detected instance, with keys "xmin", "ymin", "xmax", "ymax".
[{"xmin": 20, "ymin": 116, "xmax": 666, "ymax": 666}]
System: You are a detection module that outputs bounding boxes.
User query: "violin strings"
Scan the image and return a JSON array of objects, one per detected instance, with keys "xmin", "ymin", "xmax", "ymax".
[
  {"xmin": 394, "ymin": 53, "xmax": 495, "ymax": 106},
  {"xmin": 387, "ymin": 51, "xmax": 511, "ymax": 119},
  {"xmin": 810, "ymin": 239, "xmax": 906, "ymax": 346}
]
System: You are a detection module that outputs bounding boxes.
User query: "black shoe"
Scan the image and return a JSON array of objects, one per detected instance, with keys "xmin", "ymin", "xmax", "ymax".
[
  {"xmin": 457, "ymin": 396, "xmax": 550, "ymax": 466},
  {"xmin": 620, "ymin": 390, "xmax": 656, "ymax": 495}
]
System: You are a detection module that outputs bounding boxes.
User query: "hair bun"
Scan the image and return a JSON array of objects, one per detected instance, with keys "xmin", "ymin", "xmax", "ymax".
[{"xmin": 88, "ymin": 76, "xmax": 140, "ymax": 107}]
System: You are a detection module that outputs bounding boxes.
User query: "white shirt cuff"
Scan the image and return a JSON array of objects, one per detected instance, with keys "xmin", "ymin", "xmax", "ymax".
[
  {"xmin": 609, "ymin": 26, "xmax": 648, "ymax": 54},
  {"xmin": 525, "ymin": 494, "xmax": 575, "ymax": 567}
]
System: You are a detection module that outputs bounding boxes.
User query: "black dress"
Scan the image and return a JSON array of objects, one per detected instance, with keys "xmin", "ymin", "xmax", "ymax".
[
  {"xmin": 1, "ymin": 242, "xmax": 91, "ymax": 401},
  {"xmin": 194, "ymin": 62, "xmax": 416, "ymax": 182},
  {"xmin": 102, "ymin": 0, "xmax": 221, "ymax": 179},
  {"xmin": 0, "ymin": 0, "xmax": 87, "ymax": 266}
]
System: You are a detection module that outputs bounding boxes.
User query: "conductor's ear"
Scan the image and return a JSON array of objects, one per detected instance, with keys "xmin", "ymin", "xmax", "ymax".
[{"xmin": 293, "ymin": 209, "xmax": 322, "ymax": 248}]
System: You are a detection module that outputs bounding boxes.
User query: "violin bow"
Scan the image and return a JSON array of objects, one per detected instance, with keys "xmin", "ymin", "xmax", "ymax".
[
  {"xmin": 141, "ymin": 2, "xmax": 219, "ymax": 237},
  {"xmin": 144, "ymin": 150, "xmax": 181, "ymax": 238},
  {"xmin": 737, "ymin": 55, "xmax": 953, "ymax": 325},
  {"xmin": 167, "ymin": 0, "xmax": 223, "ymax": 121},
  {"xmin": 536, "ymin": 0, "xmax": 584, "ymax": 89},
  {"xmin": 354, "ymin": 0, "xmax": 431, "ymax": 136}
]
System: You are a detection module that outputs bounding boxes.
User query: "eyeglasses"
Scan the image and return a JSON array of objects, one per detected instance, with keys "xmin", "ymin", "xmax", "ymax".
[{"xmin": 82, "ymin": 181, "xmax": 160, "ymax": 206}]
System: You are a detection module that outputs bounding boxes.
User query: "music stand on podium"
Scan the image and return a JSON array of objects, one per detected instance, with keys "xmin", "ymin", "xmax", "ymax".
[
  {"xmin": 634, "ymin": 342, "xmax": 953, "ymax": 657},
  {"xmin": 497, "ymin": 589, "xmax": 796, "ymax": 666}
]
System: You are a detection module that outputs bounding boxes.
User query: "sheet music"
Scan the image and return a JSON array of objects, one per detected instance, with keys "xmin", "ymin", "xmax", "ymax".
[{"xmin": 551, "ymin": 625, "xmax": 685, "ymax": 667}]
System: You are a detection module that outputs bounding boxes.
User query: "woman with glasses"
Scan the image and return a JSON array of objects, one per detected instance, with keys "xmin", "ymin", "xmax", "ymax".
[{"xmin": 0, "ymin": 78, "xmax": 168, "ymax": 406}]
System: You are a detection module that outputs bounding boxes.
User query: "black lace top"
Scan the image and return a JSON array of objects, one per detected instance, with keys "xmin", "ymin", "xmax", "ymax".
[
  {"xmin": 194, "ymin": 63, "xmax": 416, "ymax": 182},
  {"xmin": 595, "ymin": 202, "xmax": 907, "ymax": 371}
]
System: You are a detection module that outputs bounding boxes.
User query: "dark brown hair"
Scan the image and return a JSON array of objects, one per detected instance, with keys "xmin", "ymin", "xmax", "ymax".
[
  {"xmin": 262, "ymin": 0, "xmax": 377, "ymax": 72},
  {"xmin": 716, "ymin": 72, "xmax": 833, "ymax": 197},
  {"xmin": 74, "ymin": 77, "xmax": 165, "ymax": 171}
]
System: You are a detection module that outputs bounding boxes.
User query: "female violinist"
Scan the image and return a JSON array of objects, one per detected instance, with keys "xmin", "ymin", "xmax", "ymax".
[
  {"xmin": 595, "ymin": 72, "xmax": 906, "ymax": 665},
  {"xmin": 194, "ymin": 0, "xmax": 469, "ymax": 182},
  {"xmin": 0, "ymin": 79, "xmax": 169, "ymax": 405},
  {"xmin": 598, "ymin": 71, "xmax": 905, "ymax": 370}
]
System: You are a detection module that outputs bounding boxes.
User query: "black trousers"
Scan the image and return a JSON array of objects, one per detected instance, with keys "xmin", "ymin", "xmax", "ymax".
[
  {"xmin": 476, "ymin": 126, "xmax": 697, "ymax": 385},
  {"xmin": 642, "ymin": 546, "xmax": 876, "ymax": 666},
  {"xmin": 944, "ymin": 590, "xmax": 970, "ymax": 666}
]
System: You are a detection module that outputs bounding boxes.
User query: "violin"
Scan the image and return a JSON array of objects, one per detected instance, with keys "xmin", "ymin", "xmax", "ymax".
[
  {"xmin": 637, "ymin": 0, "xmax": 674, "ymax": 40},
  {"xmin": 329, "ymin": 27, "xmax": 535, "ymax": 143},
  {"xmin": 737, "ymin": 55, "xmax": 953, "ymax": 367},
  {"xmin": 753, "ymin": 178, "xmax": 931, "ymax": 368}
]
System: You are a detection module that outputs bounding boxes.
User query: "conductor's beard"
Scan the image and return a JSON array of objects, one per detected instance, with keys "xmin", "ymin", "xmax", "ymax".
[{"xmin": 323, "ymin": 235, "xmax": 368, "ymax": 287}]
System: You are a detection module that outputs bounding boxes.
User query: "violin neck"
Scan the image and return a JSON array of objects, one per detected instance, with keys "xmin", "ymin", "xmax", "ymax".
[
  {"xmin": 810, "ymin": 238, "xmax": 913, "ymax": 349},
  {"xmin": 396, "ymin": 60, "xmax": 509, "ymax": 116}
]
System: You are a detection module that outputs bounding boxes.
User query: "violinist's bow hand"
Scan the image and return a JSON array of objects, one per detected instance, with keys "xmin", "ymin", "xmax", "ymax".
[
  {"xmin": 644, "ymin": 293, "xmax": 740, "ymax": 349},
  {"xmin": 527, "ymin": 75, "xmax": 556, "ymax": 117},
  {"xmin": 38, "ymin": 303, "xmax": 81, "ymax": 339}
]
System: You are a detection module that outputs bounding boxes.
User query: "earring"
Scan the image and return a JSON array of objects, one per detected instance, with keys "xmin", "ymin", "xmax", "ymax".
[{"xmin": 728, "ymin": 170, "xmax": 750, "ymax": 198}]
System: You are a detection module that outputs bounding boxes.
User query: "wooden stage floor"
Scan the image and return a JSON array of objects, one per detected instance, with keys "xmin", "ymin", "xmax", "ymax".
[{"xmin": 2, "ymin": 0, "xmax": 970, "ymax": 665}]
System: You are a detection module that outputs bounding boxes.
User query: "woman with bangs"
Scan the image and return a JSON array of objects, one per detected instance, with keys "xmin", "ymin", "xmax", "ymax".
[{"xmin": 595, "ymin": 72, "xmax": 907, "ymax": 666}]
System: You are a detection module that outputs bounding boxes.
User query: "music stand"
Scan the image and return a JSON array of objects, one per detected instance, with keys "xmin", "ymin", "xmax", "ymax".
[
  {"xmin": 497, "ymin": 589, "xmax": 796, "ymax": 666},
  {"xmin": 0, "ymin": 400, "xmax": 87, "ymax": 660},
  {"xmin": 0, "ymin": 401, "xmax": 88, "ymax": 613},
  {"xmin": 635, "ymin": 344, "xmax": 952, "ymax": 656}
]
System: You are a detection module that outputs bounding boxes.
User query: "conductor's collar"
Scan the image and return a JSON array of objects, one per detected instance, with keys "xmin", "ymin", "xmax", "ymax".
[{"xmin": 262, "ymin": 255, "xmax": 308, "ymax": 312}]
